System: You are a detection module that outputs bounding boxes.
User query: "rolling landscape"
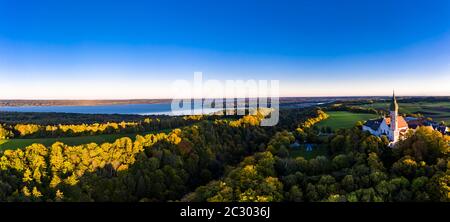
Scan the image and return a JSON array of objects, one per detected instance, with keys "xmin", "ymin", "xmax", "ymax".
[
  {"xmin": 0, "ymin": 95, "xmax": 448, "ymax": 204},
  {"xmin": 2, "ymin": 96, "xmax": 448, "ymax": 152},
  {"xmin": 0, "ymin": 1, "xmax": 449, "ymax": 219}
]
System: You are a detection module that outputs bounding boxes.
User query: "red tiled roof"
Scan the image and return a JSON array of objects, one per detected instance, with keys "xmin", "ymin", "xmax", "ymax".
[{"xmin": 385, "ymin": 116, "xmax": 408, "ymax": 128}]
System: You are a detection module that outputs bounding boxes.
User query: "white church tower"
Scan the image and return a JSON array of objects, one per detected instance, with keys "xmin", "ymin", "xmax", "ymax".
[{"xmin": 389, "ymin": 91, "xmax": 400, "ymax": 143}]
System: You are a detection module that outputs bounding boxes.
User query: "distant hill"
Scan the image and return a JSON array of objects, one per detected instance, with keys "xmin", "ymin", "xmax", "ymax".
[
  {"xmin": 1, "ymin": 96, "xmax": 449, "ymax": 107},
  {"xmin": 0, "ymin": 97, "xmax": 371, "ymax": 107},
  {"xmin": 0, "ymin": 99, "xmax": 172, "ymax": 107}
]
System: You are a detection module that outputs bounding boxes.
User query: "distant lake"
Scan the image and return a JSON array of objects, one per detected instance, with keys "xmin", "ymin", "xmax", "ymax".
[
  {"xmin": 0, "ymin": 101, "xmax": 324, "ymax": 116},
  {"xmin": 0, "ymin": 103, "xmax": 223, "ymax": 116}
]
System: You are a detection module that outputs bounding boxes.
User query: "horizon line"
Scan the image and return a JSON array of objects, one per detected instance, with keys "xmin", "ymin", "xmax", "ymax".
[{"xmin": 1, "ymin": 95, "xmax": 450, "ymax": 101}]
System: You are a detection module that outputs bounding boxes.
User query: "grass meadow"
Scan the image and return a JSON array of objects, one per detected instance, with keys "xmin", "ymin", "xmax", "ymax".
[
  {"xmin": 0, "ymin": 130, "xmax": 171, "ymax": 151},
  {"xmin": 361, "ymin": 102, "xmax": 450, "ymax": 124},
  {"xmin": 316, "ymin": 111, "xmax": 378, "ymax": 130}
]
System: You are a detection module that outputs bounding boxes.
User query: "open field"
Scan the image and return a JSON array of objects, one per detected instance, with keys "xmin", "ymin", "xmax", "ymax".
[
  {"xmin": 0, "ymin": 130, "xmax": 171, "ymax": 151},
  {"xmin": 316, "ymin": 111, "xmax": 378, "ymax": 130},
  {"xmin": 361, "ymin": 102, "xmax": 450, "ymax": 124}
]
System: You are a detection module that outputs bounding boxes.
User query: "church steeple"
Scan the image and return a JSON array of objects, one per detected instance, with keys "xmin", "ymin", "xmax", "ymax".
[
  {"xmin": 389, "ymin": 90, "xmax": 399, "ymax": 144},
  {"xmin": 390, "ymin": 90, "xmax": 398, "ymax": 112}
]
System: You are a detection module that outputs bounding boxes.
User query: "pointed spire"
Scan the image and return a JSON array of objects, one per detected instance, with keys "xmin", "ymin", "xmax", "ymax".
[{"xmin": 390, "ymin": 89, "xmax": 398, "ymax": 112}]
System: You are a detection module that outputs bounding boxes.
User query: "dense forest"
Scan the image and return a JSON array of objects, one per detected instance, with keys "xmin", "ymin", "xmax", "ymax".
[
  {"xmin": 0, "ymin": 108, "xmax": 448, "ymax": 202},
  {"xmin": 0, "ymin": 111, "xmax": 160, "ymax": 125},
  {"xmin": 0, "ymin": 115, "xmax": 206, "ymax": 139}
]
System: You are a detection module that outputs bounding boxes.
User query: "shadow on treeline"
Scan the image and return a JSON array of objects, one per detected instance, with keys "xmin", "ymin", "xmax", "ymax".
[
  {"xmin": 1, "ymin": 115, "xmax": 282, "ymax": 202},
  {"xmin": 0, "ymin": 108, "xmax": 369, "ymax": 202},
  {"xmin": 0, "ymin": 112, "xmax": 169, "ymax": 125},
  {"xmin": 62, "ymin": 122, "xmax": 274, "ymax": 202},
  {"xmin": 1, "ymin": 143, "xmax": 228, "ymax": 202},
  {"xmin": 57, "ymin": 109, "xmax": 320, "ymax": 202},
  {"xmin": 59, "ymin": 157, "xmax": 224, "ymax": 202}
]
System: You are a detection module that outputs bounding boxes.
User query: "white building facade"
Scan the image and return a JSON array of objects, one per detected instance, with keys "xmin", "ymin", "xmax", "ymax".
[{"xmin": 362, "ymin": 92, "xmax": 408, "ymax": 145}]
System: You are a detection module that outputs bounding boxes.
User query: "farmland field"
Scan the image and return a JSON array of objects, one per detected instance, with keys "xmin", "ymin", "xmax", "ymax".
[
  {"xmin": 361, "ymin": 102, "xmax": 450, "ymax": 124},
  {"xmin": 316, "ymin": 111, "xmax": 378, "ymax": 130},
  {"xmin": 0, "ymin": 130, "xmax": 170, "ymax": 151}
]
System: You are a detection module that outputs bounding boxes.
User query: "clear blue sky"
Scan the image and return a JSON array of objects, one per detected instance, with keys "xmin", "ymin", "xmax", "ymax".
[{"xmin": 0, "ymin": 0, "xmax": 449, "ymax": 99}]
